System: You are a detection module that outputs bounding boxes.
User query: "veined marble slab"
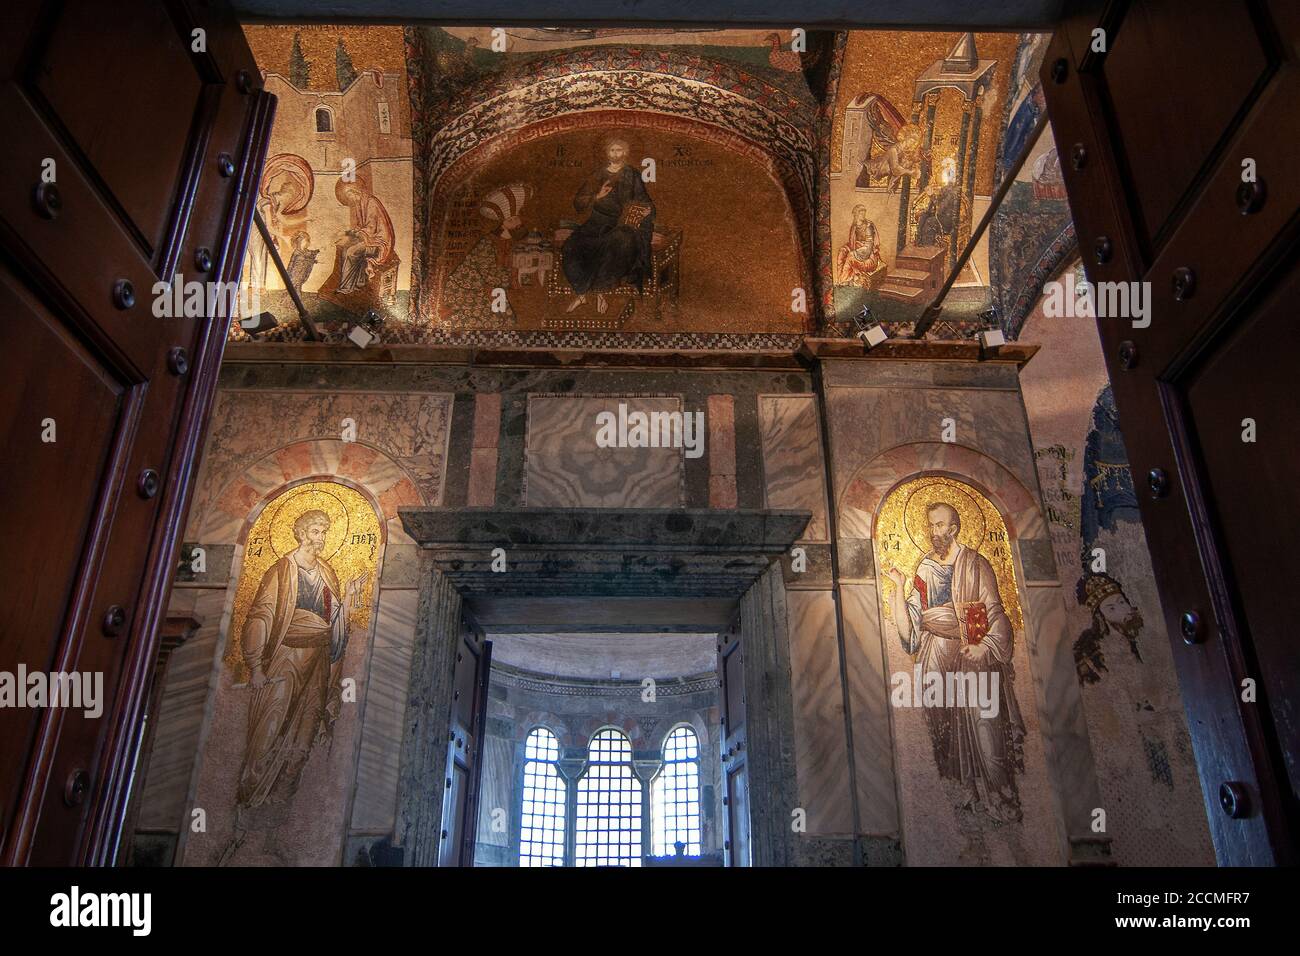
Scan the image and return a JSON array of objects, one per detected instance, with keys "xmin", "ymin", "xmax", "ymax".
[
  {"xmin": 758, "ymin": 394, "xmax": 829, "ymax": 542},
  {"xmin": 523, "ymin": 394, "xmax": 685, "ymax": 508}
]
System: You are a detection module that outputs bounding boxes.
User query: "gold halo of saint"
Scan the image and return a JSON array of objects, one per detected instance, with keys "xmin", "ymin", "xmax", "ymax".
[
  {"xmin": 223, "ymin": 481, "xmax": 382, "ymax": 680},
  {"xmin": 876, "ymin": 474, "xmax": 1022, "ymax": 632},
  {"xmin": 265, "ymin": 485, "xmax": 351, "ymax": 561},
  {"xmin": 903, "ymin": 480, "xmax": 986, "ymax": 554}
]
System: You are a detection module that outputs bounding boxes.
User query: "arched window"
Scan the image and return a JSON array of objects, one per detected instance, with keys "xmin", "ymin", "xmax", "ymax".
[
  {"xmin": 315, "ymin": 107, "xmax": 333, "ymax": 132},
  {"xmin": 519, "ymin": 728, "xmax": 566, "ymax": 867},
  {"xmin": 576, "ymin": 729, "xmax": 642, "ymax": 867},
  {"xmin": 652, "ymin": 725, "xmax": 703, "ymax": 856}
]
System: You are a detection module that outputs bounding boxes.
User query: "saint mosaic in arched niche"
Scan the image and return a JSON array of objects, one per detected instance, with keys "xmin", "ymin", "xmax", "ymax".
[
  {"xmin": 876, "ymin": 475, "xmax": 1027, "ymax": 823},
  {"xmin": 216, "ymin": 480, "xmax": 381, "ymax": 865}
]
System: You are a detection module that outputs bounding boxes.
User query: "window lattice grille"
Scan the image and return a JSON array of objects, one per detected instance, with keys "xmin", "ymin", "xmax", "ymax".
[
  {"xmin": 653, "ymin": 725, "xmax": 703, "ymax": 856},
  {"xmin": 519, "ymin": 728, "xmax": 566, "ymax": 867},
  {"xmin": 576, "ymin": 729, "xmax": 642, "ymax": 867}
]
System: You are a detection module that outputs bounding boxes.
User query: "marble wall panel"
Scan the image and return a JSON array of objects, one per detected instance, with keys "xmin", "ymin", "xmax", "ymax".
[
  {"xmin": 468, "ymin": 392, "xmax": 502, "ymax": 507},
  {"xmin": 758, "ymin": 394, "xmax": 829, "ymax": 542},
  {"xmin": 137, "ymin": 588, "xmax": 225, "ymax": 831},
  {"xmin": 825, "ymin": 381, "xmax": 1040, "ymax": 512},
  {"xmin": 840, "ymin": 583, "xmax": 900, "ymax": 837},
  {"xmin": 350, "ymin": 590, "xmax": 420, "ymax": 833},
  {"xmin": 784, "ymin": 589, "xmax": 854, "ymax": 835},
  {"xmin": 708, "ymin": 394, "xmax": 737, "ymax": 509},
  {"xmin": 523, "ymin": 394, "xmax": 685, "ymax": 508},
  {"xmin": 1020, "ymin": 583, "xmax": 1103, "ymax": 852}
]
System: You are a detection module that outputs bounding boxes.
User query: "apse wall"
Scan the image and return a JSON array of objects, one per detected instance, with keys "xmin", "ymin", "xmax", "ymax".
[{"xmin": 474, "ymin": 665, "xmax": 724, "ymax": 866}]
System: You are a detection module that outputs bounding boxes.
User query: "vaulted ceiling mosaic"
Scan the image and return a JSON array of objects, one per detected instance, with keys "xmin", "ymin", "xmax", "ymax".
[{"xmin": 235, "ymin": 24, "xmax": 1067, "ymax": 349}]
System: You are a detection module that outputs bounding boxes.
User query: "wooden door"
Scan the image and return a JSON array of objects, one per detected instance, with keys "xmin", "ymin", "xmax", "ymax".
[
  {"xmin": 1041, "ymin": 0, "xmax": 1299, "ymax": 864},
  {"xmin": 0, "ymin": 0, "xmax": 272, "ymax": 865},
  {"xmin": 439, "ymin": 613, "xmax": 491, "ymax": 867},
  {"xmin": 718, "ymin": 619, "xmax": 751, "ymax": 867}
]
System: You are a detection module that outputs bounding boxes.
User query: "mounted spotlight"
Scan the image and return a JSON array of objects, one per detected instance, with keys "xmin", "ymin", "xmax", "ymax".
[
  {"xmin": 851, "ymin": 304, "xmax": 874, "ymax": 333},
  {"xmin": 978, "ymin": 328, "xmax": 1006, "ymax": 350},
  {"xmin": 858, "ymin": 324, "xmax": 888, "ymax": 349},
  {"xmin": 347, "ymin": 324, "xmax": 375, "ymax": 348},
  {"xmin": 852, "ymin": 305, "xmax": 887, "ymax": 349},
  {"xmin": 345, "ymin": 308, "xmax": 386, "ymax": 348}
]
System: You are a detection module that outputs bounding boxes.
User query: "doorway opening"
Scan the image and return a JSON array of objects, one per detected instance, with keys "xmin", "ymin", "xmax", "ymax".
[
  {"xmin": 474, "ymin": 631, "xmax": 722, "ymax": 867},
  {"xmin": 396, "ymin": 506, "xmax": 808, "ymax": 868}
]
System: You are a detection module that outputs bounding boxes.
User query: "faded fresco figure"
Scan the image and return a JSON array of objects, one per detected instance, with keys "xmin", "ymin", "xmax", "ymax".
[
  {"xmin": 560, "ymin": 136, "xmax": 655, "ymax": 315},
  {"xmin": 1073, "ymin": 571, "xmax": 1145, "ymax": 683},
  {"xmin": 1074, "ymin": 571, "xmax": 1189, "ymax": 816},
  {"xmin": 217, "ymin": 510, "xmax": 368, "ymax": 865},
  {"xmin": 1080, "ymin": 385, "xmax": 1140, "ymax": 555},
  {"xmin": 886, "ymin": 502, "xmax": 1027, "ymax": 822}
]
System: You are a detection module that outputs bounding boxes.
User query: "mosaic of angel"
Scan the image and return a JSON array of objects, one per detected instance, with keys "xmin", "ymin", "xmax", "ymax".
[{"xmin": 853, "ymin": 93, "xmax": 928, "ymax": 191}]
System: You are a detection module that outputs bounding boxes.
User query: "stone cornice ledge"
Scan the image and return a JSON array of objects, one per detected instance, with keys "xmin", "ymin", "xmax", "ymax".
[
  {"xmin": 800, "ymin": 338, "xmax": 1039, "ymax": 367},
  {"xmin": 221, "ymin": 339, "xmax": 1037, "ymax": 369},
  {"xmin": 399, "ymin": 507, "xmax": 812, "ymax": 554},
  {"xmin": 222, "ymin": 341, "xmax": 806, "ymax": 369}
]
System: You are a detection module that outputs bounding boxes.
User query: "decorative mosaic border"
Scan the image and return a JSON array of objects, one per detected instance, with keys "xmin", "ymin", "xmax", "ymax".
[
  {"xmin": 816, "ymin": 32, "xmax": 849, "ymax": 323},
  {"xmin": 229, "ymin": 317, "xmax": 997, "ymax": 350},
  {"xmin": 426, "ymin": 71, "xmax": 816, "ymax": 200},
  {"xmin": 385, "ymin": 325, "xmax": 806, "ymax": 350},
  {"xmin": 427, "ymin": 45, "xmax": 818, "ymax": 135},
  {"xmin": 1002, "ymin": 221, "xmax": 1077, "ymax": 340}
]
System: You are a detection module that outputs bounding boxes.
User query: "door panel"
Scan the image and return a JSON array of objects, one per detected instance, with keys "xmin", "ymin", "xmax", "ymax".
[
  {"xmin": 29, "ymin": 0, "xmax": 208, "ymax": 259},
  {"xmin": 718, "ymin": 619, "xmax": 750, "ymax": 866},
  {"xmin": 439, "ymin": 613, "xmax": 490, "ymax": 866},
  {"xmin": 0, "ymin": 263, "xmax": 129, "ymax": 841},
  {"xmin": 1181, "ymin": 260, "xmax": 1300, "ymax": 798},
  {"xmin": 1097, "ymin": 0, "xmax": 1272, "ymax": 253},
  {"xmin": 727, "ymin": 762, "xmax": 751, "ymax": 869},
  {"xmin": 0, "ymin": 0, "xmax": 272, "ymax": 865},
  {"xmin": 1041, "ymin": 1, "xmax": 1298, "ymax": 864},
  {"xmin": 461, "ymin": 639, "xmax": 492, "ymax": 866}
]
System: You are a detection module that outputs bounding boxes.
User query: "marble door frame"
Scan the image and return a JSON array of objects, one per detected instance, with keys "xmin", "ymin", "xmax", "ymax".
[{"xmin": 393, "ymin": 507, "xmax": 808, "ymax": 867}]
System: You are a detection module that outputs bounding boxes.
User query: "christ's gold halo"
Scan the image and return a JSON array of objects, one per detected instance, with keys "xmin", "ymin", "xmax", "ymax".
[
  {"xmin": 266, "ymin": 486, "xmax": 351, "ymax": 561},
  {"xmin": 903, "ymin": 481, "xmax": 986, "ymax": 554}
]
